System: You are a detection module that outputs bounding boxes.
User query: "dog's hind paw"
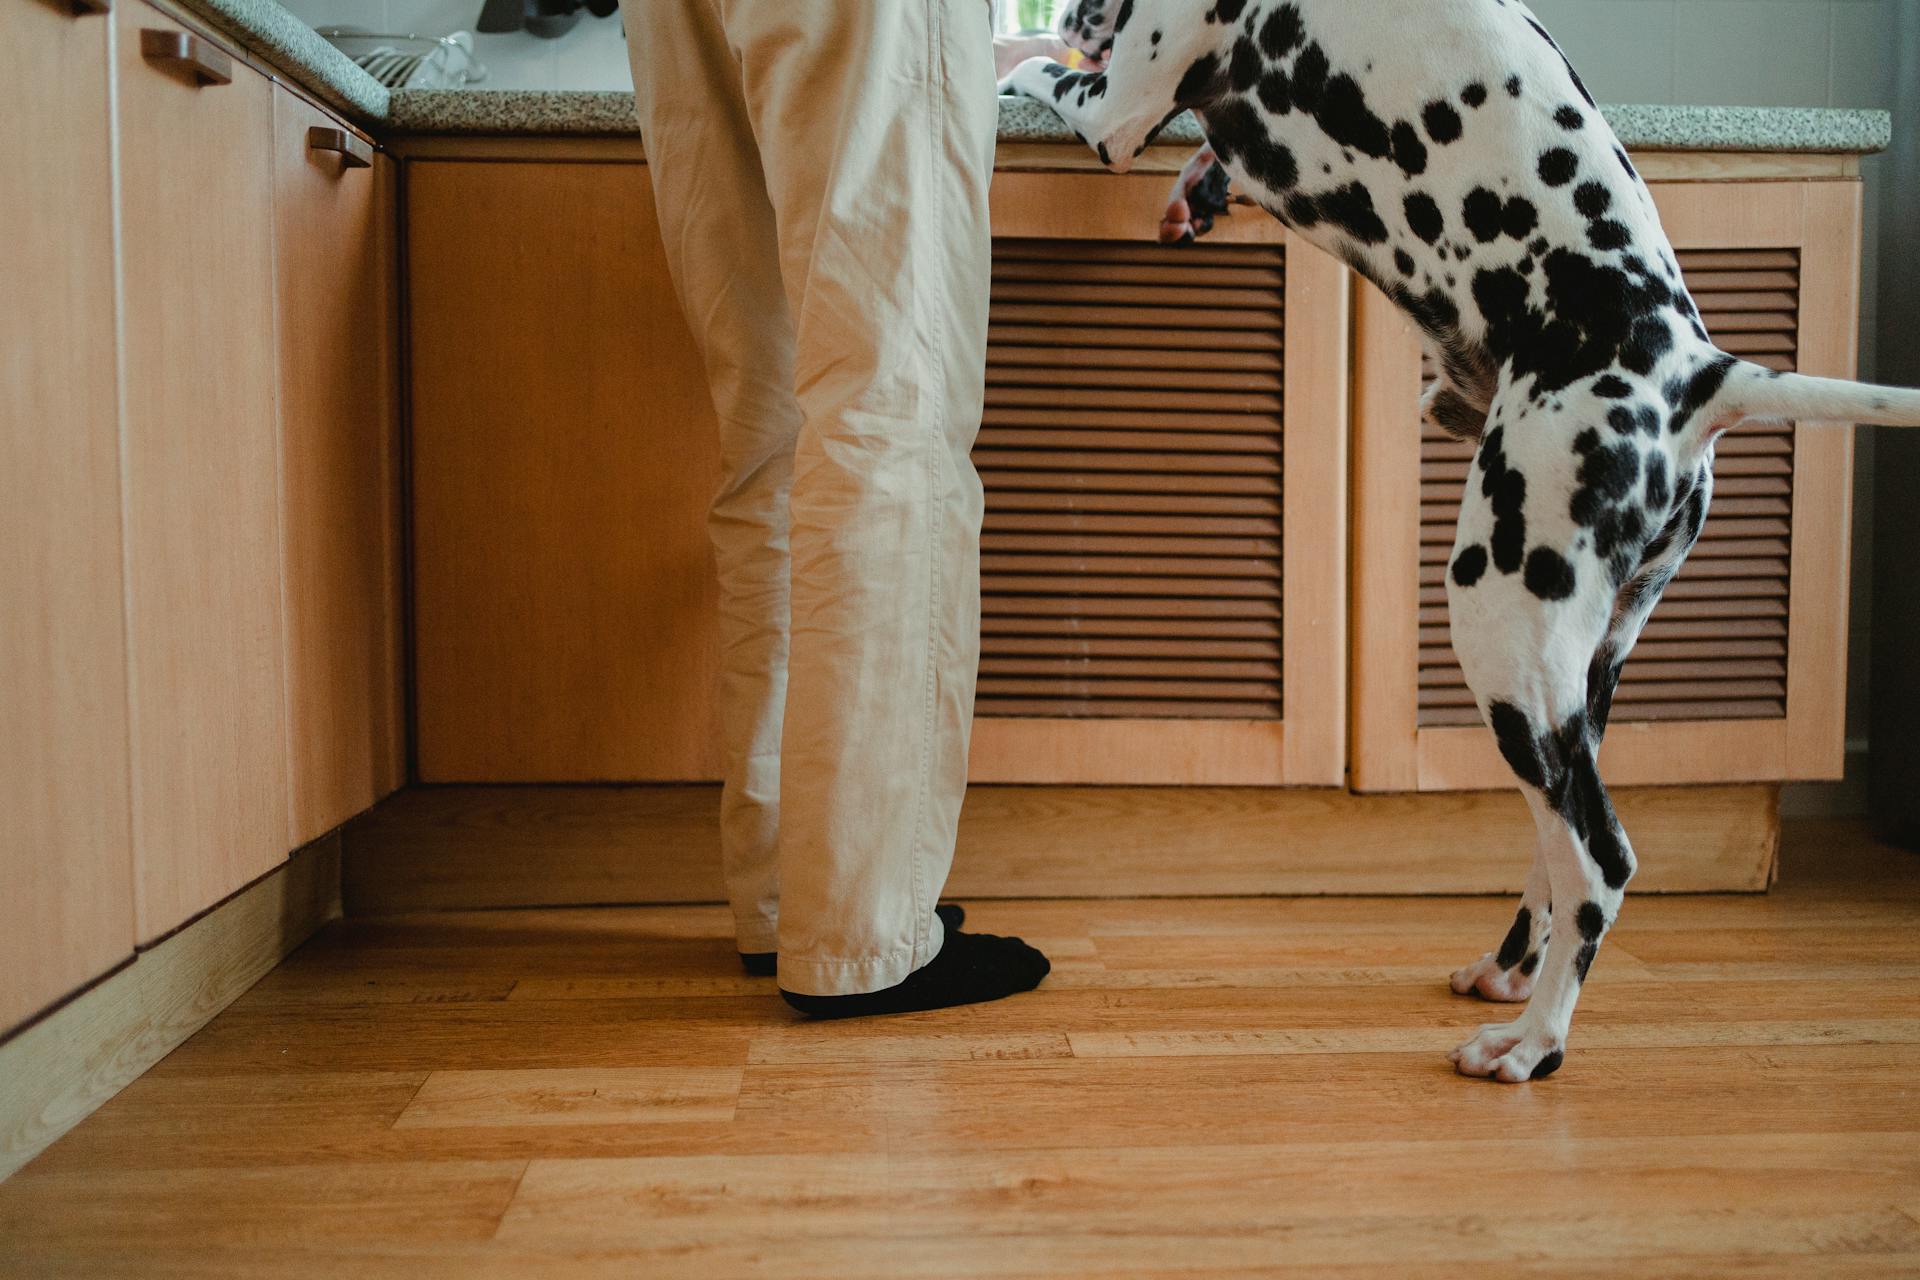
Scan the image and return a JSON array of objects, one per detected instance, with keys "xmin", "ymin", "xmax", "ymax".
[
  {"xmin": 1449, "ymin": 952, "xmax": 1535, "ymax": 1003},
  {"xmin": 1449, "ymin": 1021, "xmax": 1565, "ymax": 1082}
]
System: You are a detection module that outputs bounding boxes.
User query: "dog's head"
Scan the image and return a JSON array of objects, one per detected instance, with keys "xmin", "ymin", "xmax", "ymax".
[{"xmin": 1055, "ymin": 0, "xmax": 1120, "ymax": 67}]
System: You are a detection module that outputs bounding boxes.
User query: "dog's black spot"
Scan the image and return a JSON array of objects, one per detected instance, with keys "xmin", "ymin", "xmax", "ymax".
[
  {"xmin": 1316, "ymin": 75, "xmax": 1395, "ymax": 158},
  {"xmin": 1229, "ymin": 36, "xmax": 1263, "ymax": 92},
  {"xmin": 1496, "ymin": 908, "xmax": 1532, "ymax": 969},
  {"xmin": 1573, "ymin": 182, "xmax": 1611, "ymax": 218},
  {"xmin": 1520, "ymin": 950, "xmax": 1541, "ymax": 977},
  {"xmin": 1112, "ymin": 0, "xmax": 1133, "ymax": 32},
  {"xmin": 1502, "ymin": 196, "xmax": 1539, "ymax": 239},
  {"xmin": 1395, "ymin": 248, "xmax": 1416, "ymax": 275},
  {"xmin": 1565, "ymin": 752, "xmax": 1633, "ymax": 889},
  {"xmin": 1314, "ymin": 181, "xmax": 1389, "ymax": 243},
  {"xmin": 1489, "ymin": 700, "xmax": 1548, "ymax": 791},
  {"xmin": 1462, "ymin": 81, "xmax": 1488, "ymax": 108},
  {"xmin": 1391, "ymin": 120, "xmax": 1427, "ymax": 175},
  {"xmin": 1529, "ymin": 1049, "xmax": 1565, "ymax": 1079},
  {"xmin": 1462, "ymin": 187, "xmax": 1504, "ymax": 242},
  {"xmin": 1423, "ymin": 99, "xmax": 1464, "ymax": 143},
  {"xmin": 1505, "ymin": 74, "xmax": 1523, "ymax": 97},
  {"xmin": 1592, "ymin": 374, "xmax": 1632, "ymax": 399},
  {"xmin": 1452, "ymin": 543, "xmax": 1488, "ymax": 586},
  {"xmin": 1571, "ymin": 428, "xmax": 1640, "ymax": 511},
  {"xmin": 1175, "ymin": 53, "xmax": 1225, "ymax": 106},
  {"xmin": 1290, "ymin": 42, "xmax": 1330, "ymax": 110},
  {"xmin": 1524, "ymin": 547, "xmax": 1577, "ymax": 601},
  {"xmin": 1537, "ymin": 148, "xmax": 1578, "ymax": 186},
  {"xmin": 1203, "ymin": 99, "xmax": 1298, "ymax": 191},
  {"xmin": 1573, "ymin": 943, "xmax": 1598, "ymax": 983},
  {"xmin": 1211, "ymin": 0, "xmax": 1248, "ymax": 23},
  {"xmin": 1477, "ymin": 425, "xmax": 1529, "ymax": 573},
  {"xmin": 1576, "ymin": 901, "xmax": 1607, "ymax": 941},
  {"xmin": 1258, "ymin": 2, "xmax": 1305, "ymax": 56},
  {"xmin": 1642, "ymin": 451, "xmax": 1671, "ymax": 511},
  {"xmin": 1666, "ymin": 353, "xmax": 1736, "ymax": 436},
  {"xmin": 1586, "ymin": 650, "xmax": 1624, "ymax": 735},
  {"xmin": 1620, "ymin": 314, "xmax": 1672, "ymax": 375},
  {"xmin": 1554, "ymin": 104, "xmax": 1585, "ymax": 129},
  {"xmin": 1587, "ymin": 219, "xmax": 1631, "ymax": 251},
  {"xmin": 1257, "ymin": 69, "xmax": 1293, "ymax": 114}
]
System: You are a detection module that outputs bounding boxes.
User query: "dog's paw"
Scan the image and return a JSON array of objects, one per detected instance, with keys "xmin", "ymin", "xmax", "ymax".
[
  {"xmin": 1448, "ymin": 952, "xmax": 1535, "ymax": 1003},
  {"xmin": 1159, "ymin": 198, "xmax": 1201, "ymax": 245},
  {"xmin": 1448, "ymin": 1021, "xmax": 1565, "ymax": 1082}
]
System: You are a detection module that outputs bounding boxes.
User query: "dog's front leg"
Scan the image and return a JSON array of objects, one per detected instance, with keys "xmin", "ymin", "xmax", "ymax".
[
  {"xmin": 999, "ymin": 1, "xmax": 1214, "ymax": 175},
  {"xmin": 1159, "ymin": 146, "xmax": 1253, "ymax": 244}
]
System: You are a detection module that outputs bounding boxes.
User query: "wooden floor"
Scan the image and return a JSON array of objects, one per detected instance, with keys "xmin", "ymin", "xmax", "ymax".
[{"xmin": 4, "ymin": 820, "xmax": 1919, "ymax": 1278}]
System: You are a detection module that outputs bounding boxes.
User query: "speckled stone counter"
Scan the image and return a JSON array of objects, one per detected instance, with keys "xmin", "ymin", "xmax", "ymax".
[
  {"xmin": 993, "ymin": 97, "xmax": 1891, "ymax": 154},
  {"xmin": 153, "ymin": 0, "xmax": 1891, "ymax": 156},
  {"xmin": 169, "ymin": 0, "xmax": 388, "ymax": 123},
  {"xmin": 387, "ymin": 89, "xmax": 1889, "ymax": 155}
]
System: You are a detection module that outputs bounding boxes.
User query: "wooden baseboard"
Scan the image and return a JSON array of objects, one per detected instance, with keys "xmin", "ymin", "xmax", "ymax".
[
  {"xmin": 342, "ymin": 783, "xmax": 1778, "ymax": 914},
  {"xmin": 0, "ymin": 837, "xmax": 341, "ymax": 1182}
]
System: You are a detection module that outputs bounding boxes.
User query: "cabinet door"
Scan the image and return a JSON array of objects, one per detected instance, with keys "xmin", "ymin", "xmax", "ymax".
[
  {"xmin": 969, "ymin": 172, "xmax": 1350, "ymax": 786},
  {"xmin": 1350, "ymin": 179, "xmax": 1859, "ymax": 791},
  {"xmin": 116, "ymin": 2, "xmax": 289, "ymax": 938},
  {"xmin": 1, "ymin": 0, "xmax": 135, "ymax": 1027},
  {"xmin": 272, "ymin": 89, "xmax": 404, "ymax": 845},
  {"xmin": 407, "ymin": 160, "xmax": 724, "ymax": 782}
]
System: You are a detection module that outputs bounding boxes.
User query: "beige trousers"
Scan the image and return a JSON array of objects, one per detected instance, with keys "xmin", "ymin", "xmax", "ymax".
[{"xmin": 627, "ymin": 0, "xmax": 997, "ymax": 995}]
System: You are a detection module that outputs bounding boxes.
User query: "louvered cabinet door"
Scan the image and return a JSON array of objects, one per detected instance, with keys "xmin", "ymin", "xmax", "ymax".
[
  {"xmin": 970, "ymin": 173, "xmax": 1349, "ymax": 785},
  {"xmin": 1351, "ymin": 179, "xmax": 1860, "ymax": 791}
]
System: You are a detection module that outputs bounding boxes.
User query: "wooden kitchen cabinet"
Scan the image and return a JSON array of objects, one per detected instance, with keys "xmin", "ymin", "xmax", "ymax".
[
  {"xmin": 407, "ymin": 159, "xmax": 726, "ymax": 783},
  {"xmin": 272, "ymin": 88, "xmax": 405, "ymax": 845},
  {"xmin": 1, "ymin": 0, "xmax": 136, "ymax": 1026},
  {"xmin": 405, "ymin": 160, "xmax": 1348, "ymax": 786},
  {"xmin": 971, "ymin": 172, "xmax": 1348, "ymax": 785},
  {"xmin": 1351, "ymin": 178, "xmax": 1860, "ymax": 791},
  {"xmin": 116, "ymin": 1, "xmax": 290, "ymax": 939}
]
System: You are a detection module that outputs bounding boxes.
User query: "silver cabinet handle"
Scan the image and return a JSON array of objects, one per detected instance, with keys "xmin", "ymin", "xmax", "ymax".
[
  {"xmin": 307, "ymin": 125, "xmax": 373, "ymax": 170},
  {"xmin": 139, "ymin": 29, "xmax": 233, "ymax": 86}
]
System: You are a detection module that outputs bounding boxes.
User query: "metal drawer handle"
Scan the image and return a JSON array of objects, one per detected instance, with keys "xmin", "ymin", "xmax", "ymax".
[
  {"xmin": 139, "ymin": 29, "xmax": 233, "ymax": 86},
  {"xmin": 307, "ymin": 125, "xmax": 373, "ymax": 170}
]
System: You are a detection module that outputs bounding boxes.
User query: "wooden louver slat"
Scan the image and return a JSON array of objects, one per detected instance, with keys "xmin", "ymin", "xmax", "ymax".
[
  {"xmin": 1416, "ymin": 248, "xmax": 1799, "ymax": 727},
  {"xmin": 977, "ymin": 238, "xmax": 1287, "ymax": 720}
]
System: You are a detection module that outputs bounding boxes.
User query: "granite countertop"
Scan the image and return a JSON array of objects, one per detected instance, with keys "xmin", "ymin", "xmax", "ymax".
[
  {"xmin": 171, "ymin": 0, "xmax": 1891, "ymax": 155},
  {"xmin": 388, "ymin": 90, "xmax": 1893, "ymax": 155}
]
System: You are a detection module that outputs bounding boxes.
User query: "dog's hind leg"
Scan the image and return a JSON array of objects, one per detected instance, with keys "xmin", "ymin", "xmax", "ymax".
[
  {"xmin": 1441, "ymin": 396, "xmax": 1646, "ymax": 1081},
  {"xmin": 1449, "ymin": 457, "xmax": 1710, "ymax": 1020}
]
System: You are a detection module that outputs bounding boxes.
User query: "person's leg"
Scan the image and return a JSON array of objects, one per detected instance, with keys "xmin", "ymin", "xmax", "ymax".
[
  {"xmin": 627, "ymin": 0, "xmax": 797, "ymax": 958},
  {"xmin": 721, "ymin": 0, "xmax": 1040, "ymax": 998}
]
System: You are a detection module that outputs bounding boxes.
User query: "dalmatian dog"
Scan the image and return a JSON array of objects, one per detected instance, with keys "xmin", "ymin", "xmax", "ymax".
[{"xmin": 1003, "ymin": 0, "xmax": 1920, "ymax": 1081}]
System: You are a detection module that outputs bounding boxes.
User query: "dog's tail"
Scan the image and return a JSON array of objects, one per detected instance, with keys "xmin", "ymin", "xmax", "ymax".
[{"xmin": 1707, "ymin": 357, "xmax": 1920, "ymax": 430}]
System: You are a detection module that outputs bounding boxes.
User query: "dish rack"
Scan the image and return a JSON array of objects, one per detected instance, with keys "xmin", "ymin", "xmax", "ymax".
[{"xmin": 318, "ymin": 28, "xmax": 489, "ymax": 89}]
